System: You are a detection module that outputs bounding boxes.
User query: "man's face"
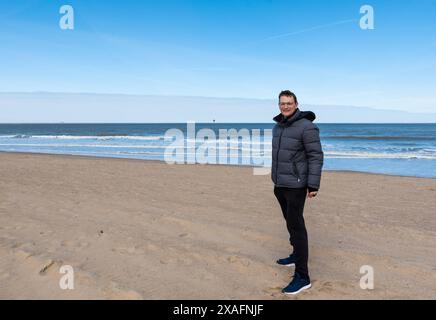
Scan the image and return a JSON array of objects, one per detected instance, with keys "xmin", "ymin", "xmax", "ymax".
[{"xmin": 279, "ymin": 95, "xmax": 298, "ymax": 118}]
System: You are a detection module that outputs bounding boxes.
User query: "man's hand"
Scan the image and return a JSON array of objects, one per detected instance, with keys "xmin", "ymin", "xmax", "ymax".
[{"xmin": 307, "ymin": 191, "xmax": 318, "ymax": 199}]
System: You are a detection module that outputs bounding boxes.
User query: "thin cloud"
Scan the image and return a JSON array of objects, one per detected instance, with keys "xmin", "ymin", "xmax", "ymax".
[{"xmin": 239, "ymin": 18, "xmax": 358, "ymax": 48}]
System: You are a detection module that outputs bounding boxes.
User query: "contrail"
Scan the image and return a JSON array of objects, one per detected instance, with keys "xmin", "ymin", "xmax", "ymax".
[{"xmin": 239, "ymin": 18, "xmax": 358, "ymax": 48}]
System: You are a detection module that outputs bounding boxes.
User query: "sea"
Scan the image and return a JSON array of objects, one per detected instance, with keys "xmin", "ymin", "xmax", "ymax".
[{"xmin": 0, "ymin": 123, "xmax": 435, "ymax": 178}]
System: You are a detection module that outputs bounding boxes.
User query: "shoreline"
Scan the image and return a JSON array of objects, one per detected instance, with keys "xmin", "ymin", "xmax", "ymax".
[
  {"xmin": 1, "ymin": 150, "xmax": 435, "ymax": 180},
  {"xmin": 1, "ymin": 121, "xmax": 436, "ymax": 124}
]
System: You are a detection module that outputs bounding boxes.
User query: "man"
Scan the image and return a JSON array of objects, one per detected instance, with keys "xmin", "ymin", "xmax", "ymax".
[{"xmin": 271, "ymin": 90, "xmax": 324, "ymax": 295}]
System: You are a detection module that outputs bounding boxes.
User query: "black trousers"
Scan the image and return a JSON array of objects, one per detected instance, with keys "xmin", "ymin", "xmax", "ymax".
[{"xmin": 274, "ymin": 186, "xmax": 309, "ymax": 280}]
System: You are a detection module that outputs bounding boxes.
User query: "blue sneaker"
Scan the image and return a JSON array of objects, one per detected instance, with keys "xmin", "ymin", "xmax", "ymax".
[
  {"xmin": 282, "ymin": 272, "xmax": 312, "ymax": 295},
  {"xmin": 276, "ymin": 253, "xmax": 296, "ymax": 267}
]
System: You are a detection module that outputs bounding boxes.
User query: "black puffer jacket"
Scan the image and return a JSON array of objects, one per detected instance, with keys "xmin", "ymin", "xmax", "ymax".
[{"xmin": 271, "ymin": 109, "xmax": 324, "ymax": 190}]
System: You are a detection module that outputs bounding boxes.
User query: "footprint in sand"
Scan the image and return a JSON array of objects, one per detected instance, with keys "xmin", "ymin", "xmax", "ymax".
[
  {"xmin": 111, "ymin": 243, "xmax": 160, "ymax": 256},
  {"xmin": 263, "ymin": 286, "xmax": 302, "ymax": 300},
  {"xmin": 176, "ymin": 256, "xmax": 193, "ymax": 266},
  {"xmin": 263, "ymin": 286, "xmax": 284, "ymax": 295},
  {"xmin": 159, "ymin": 258, "xmax": 174, "ymax": 265},
  {"xmin": 317, "ymin": 280, "xmax": 334, "ymax": 293},
  {"xmin": 61, "ymin": 240, "xmax": 88, "ymax": 249},
  {"xmin": 158, "ymin": 252, "xmax": 180, "ymax": 265},
  {"xmin": 226, "ymin": 255, "xmax": 251, "ymax": 268},
  {"xmin": 13, "ymin": 251, "xmax": 63, "ymax": 277},
  {"xmin": 104, "ymin": 282, "xmax": 143, "ymax": 300},
  {"xmin": 317, "ymin": 280, "xmax": 352, "ymax": 294},
  {"xmin": 13, "ymin": 249, "xmax": 33, "ymax": 260},
  {"xmin": 113, "ymin": 246, "xmax": 142, "ymax": 255}
]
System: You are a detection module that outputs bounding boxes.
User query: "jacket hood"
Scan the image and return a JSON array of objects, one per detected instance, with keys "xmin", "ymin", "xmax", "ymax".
[{"xmin": 273, "ymin": 109, "xmax": 316, "ymax": 126}]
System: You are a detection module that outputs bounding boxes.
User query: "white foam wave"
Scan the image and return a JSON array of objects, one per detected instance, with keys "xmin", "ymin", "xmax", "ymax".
[
  {"xmin": 0, "ymin": 135, "xmax": 166, "ymax": 141},
  {"xmin": 325, "ymin": 151, "xmax": 436, "ymax": 160}
]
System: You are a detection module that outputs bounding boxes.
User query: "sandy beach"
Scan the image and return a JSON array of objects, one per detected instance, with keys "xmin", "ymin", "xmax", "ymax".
[{"xmin": 0, "ymin": 152, "xmax": 435, "ymax": 300}]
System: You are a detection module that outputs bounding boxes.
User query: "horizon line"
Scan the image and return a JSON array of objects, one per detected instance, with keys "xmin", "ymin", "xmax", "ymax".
[{"xmin": 1, "ymin": 122, "xmax": 436, "ymax": 125}]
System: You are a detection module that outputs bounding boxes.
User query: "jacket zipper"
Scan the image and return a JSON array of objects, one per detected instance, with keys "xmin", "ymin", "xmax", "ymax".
[
  {"xmin": 275, "ymin": 127, "xmax": 284, "ymax": 183},
  {"xmin": 292, "ymin": 161, "xmax": 301, "ymax": 182}
]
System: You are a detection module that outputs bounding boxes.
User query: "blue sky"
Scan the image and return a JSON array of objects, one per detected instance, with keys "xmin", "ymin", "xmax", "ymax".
[{"xmin": 1, "ymin": 0, "xmax": 436, "ymax": 113}]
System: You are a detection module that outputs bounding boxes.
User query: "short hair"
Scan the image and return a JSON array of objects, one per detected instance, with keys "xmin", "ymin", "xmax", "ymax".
[{"xmin": 278, "ymin": 90, "xmax": 298, "ymax": 104}]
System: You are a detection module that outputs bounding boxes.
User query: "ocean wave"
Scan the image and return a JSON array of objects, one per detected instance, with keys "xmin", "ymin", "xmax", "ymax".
[
  {"xmin": 115, "ymin": 151, "xmax": 257, "ymax": 158},
  {"xmin": 423, "ymin": 148, "xmax": 436, "ymax": 153},
  {"xmin": 0, "ymin": 135, "xmax": 274, "ymax": 144},
  {"xmin": 323, "ymin": 146, "xmax": 432, "ymax": 153},
  {"xmin": 10, "ymin": 134, "xmax": 32, "ymax": 139},
  {"xmin": 0, "ymin": 135, "xmax": 167, "ymax": 141},
  {"xmin": 184, "ymin": 138, "xmax": 272, "ymax": 145},
  {"xmin": 323, "ymin": 135, "xmax": 436, "ymax": 141},
  {"xmin": 0, "ymin": 143, "xmax": 167, "ymax": 149},
  {"xmin": 324, "ymin": 151, "xmax": 436, "ymax": 160},
  {"xmin": 0, "ymin": 135, "xmax": 273, "ymax": 146},
  {"xmin": 0, "ymin": 143, "xmax": 269, "ymax": 153}
]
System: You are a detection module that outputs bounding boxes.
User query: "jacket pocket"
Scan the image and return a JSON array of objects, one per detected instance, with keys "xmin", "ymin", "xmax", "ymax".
[{"xmin": 292, "ymin": 161, "xmax": 301, "ymax": 182}]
